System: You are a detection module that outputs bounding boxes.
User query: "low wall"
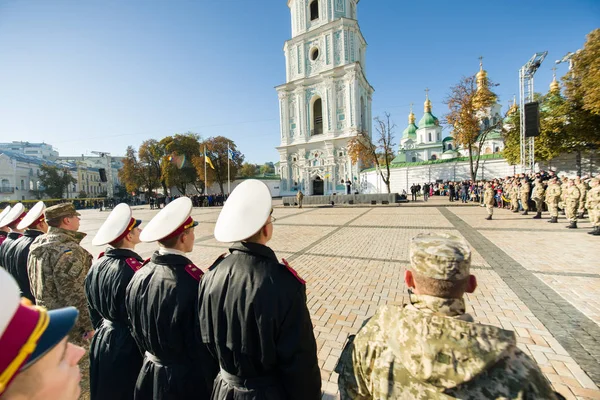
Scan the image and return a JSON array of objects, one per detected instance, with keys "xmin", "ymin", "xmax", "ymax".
[{"xmin": 283, "ymin": 193, "xmax": 399, "ymax": 206}]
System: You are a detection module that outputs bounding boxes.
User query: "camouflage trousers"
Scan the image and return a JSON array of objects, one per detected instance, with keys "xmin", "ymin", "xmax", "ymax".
[
  {"xmin": 486, "ymin": 205, "xmax": 494, "ymax": 216},
  {"xmin": 520, "ymin": 197, "xmax": 529, "ymax": 211},
  {"xmin": 511, "ymin": 197, "xmax": 518, "ymax": 211},
  {"xmin": 566, "ymin": 201, "xmax": 578, "ymax": 222},
  {"xmin": 534, "ymin": 198, "xmax": 544, "ymax": 212},
  {"xmin": 590, "ymin": 209, "xmax": 599, "ymax": 227},
  {"xmin": 546, "ymin": 200, "xmax": 559, "ymax": 217}
]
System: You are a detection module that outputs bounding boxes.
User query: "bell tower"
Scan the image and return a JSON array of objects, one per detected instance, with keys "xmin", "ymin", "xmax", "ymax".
[{"xmin": 276, "ymin": 0, "xmax": 374, "ymax": 196}]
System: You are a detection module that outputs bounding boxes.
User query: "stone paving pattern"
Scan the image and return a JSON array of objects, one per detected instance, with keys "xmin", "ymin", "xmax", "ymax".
[{"xmin": 78, "ymin": 197, "xmax": 600, "ymax": 399}]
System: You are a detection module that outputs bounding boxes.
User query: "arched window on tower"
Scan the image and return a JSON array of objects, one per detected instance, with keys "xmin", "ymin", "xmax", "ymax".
[
  {"xmin": 360, "ymin": 97, "xmax": 366, "ymax": 131},
  {"xmin": 448, "ymin": 144, "xmax": 453, "ymax": 150},
  {"xmin": 312, "ymin": 97, "xmax": 323, "ymax": 135},
  {"xmin": 428, "ymin": 132, "xmax": 432, "ymax": 142},
  {"xmin": 310, "ymin": 0, "xmax": 319, "ymax": 21}
]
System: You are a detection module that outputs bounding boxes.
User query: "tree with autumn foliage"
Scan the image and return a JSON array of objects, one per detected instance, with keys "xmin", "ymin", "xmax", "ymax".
[
  {"xmin": 193, "ymin": 136, "xmax": 244, "ymax": 194},
  {"xmin": 348, "ymin": 112, "xmax": 396, "ymax": 193},
  {"xmin": 159, "ymin": 133, "xmax": 203, "ymax": 195},
  {"xmin": 138, "ymin": 139, "xmax": 168, "ymax": 195},
  {"xmin": 444, "ymin": 71, "xmax": 500, "ymax": 182},
  {"xmin": 565, "ymin": 29, "xmax": 600, "ymax": 116},
  {"xmin": 118, "ymin": 146, "xmax": 143, "ymax": 194}
]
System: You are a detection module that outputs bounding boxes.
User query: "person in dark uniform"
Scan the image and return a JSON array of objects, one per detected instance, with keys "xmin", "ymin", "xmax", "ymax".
[
  {"xmin": 0, "ymin": 206, "xmax": 11, "ymax": 246},
  {"xmin": 126, "ymin": 197, "xmax": 217, "ymax": 400},
  {"xmin": 85, "ymin": 203, "xmax": 145, "ymax": 400},
  {"xmin": 4, "ymin": 201, "xmax": 48, "ymax": 303},
  {"xmin": 0, "ymin": 203, "xmax": 27, "ymax": 270},
  {"xmin": 199, "ymin": 179, "xmax": 321, "ymax": 400}
]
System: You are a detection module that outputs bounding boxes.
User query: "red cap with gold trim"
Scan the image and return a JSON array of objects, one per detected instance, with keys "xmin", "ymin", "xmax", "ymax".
[
  {"xmin": 139, "ymin": 197, "xmax": 197, "ymax": 243},
  {"xmin": 92, "ymin": 203, "xmax": 142, "ymax": 246},
  {"xmin": 0, "ymin": 269, "xmax": 78, "ymax": 395},
  {"xmin": 16, "ymin": 202, "xmax": 46, "ymax": 231}
]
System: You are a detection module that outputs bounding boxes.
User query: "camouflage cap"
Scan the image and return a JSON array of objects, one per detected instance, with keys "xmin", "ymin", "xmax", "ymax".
[
  {"xmin": 409, "ymin": 233, "xmax": 471, "ymax": 281},
  {"xmin": 45, "ymin": 203, "xmax": 80, "ymax": 221}
]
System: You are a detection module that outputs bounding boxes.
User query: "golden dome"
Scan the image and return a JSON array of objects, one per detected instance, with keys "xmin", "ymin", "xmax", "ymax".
[
  {"xmin": 550, "ymin": 68, "xmax": 560, "ymax": 93},
  {"xmin": 424, "ymin": 89, "xmax": 432, "ymax": 112},
  {"xmin": 408, "ymin": 103, "xmax": 416, "ymax": 124},
  {"xmin": 476, "ymin": 57, "xmax": 488, "ymax": 90},
  {"xmin": 508, "ymin": 96, "xmax": 518, "ymax": 115}
]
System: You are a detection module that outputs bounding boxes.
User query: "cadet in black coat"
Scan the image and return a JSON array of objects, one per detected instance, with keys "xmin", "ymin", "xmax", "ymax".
[
  {"xmin": 0, "ymin": 203, "xmax": 27, "ymax": 272},
  {"xmin": 199, "ymin": 180, "xmax": 321, "ymax": 400},
  {"xmin": 3, "ymin": 201, "xmax": 48, "ymax": 303},
  {"xmin": 126, "ymin": 197, "xmax": 217, "ymax": 400},
  {"xmin": 86, "ymin": 203, "xmax": 146, "ymax": 400}
]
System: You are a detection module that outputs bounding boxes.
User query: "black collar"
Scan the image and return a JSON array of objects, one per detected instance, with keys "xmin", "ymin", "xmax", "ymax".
[
  {"xmin": 24, "ymin": 229, "xmax": 45, "ymax": 238},
  {"xmin": 0, "ymin": 231, "xmax": 7, "ymax": 237},
  {"xmin": 230, "ymin": 242, "xmax": 278, "ymax": 263},
  {"xmin": 151, "ymin": 251, "xmax": 192, "ymax": 266},
  {"xmin": 7, "ymin": 232, "xmax": 22, "ymax": 239},
  {"xmin": 105, "ymin": 248, "xmax": 143, "ymax": 261}
]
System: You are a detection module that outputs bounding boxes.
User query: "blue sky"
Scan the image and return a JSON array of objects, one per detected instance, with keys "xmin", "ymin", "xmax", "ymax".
[{"xmin": 0, "ymin": 0, "xmax": 598, "ymax": 164}]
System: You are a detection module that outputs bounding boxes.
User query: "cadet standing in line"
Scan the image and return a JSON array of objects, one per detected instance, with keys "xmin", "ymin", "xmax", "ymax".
[
  {"xmin": 336, "ymin": 233, "xmax": 563, "ymax": 400},
  {"xmin": 531, "ymin": 178, "xmax": 546, "ymax": 219},
  {"xmin": 576, "ymin": 177, "xmax": 588, "ymax": 219},
  {"xmin": 0, "ymin": 206, "xmax": 11, "ymax": 246},
  {"xmin": 4, "ymin": 201, "xmax": 48, "ymax": 303},
  {"xmin": 126, "ymin": 197, "xmax": 217, "ymax": 400},
  {"xmin": 545, "ymin": 177, "xmax": 562, "ymax": 223},
  {"xmin": 86, "ymin": 203, "xmax": 144, "ymax": 400},
  {"xmin": 564, "ymin": 179, "xmax": 581, "ymax": 229},
  {"xmin": 483, "ymin": 182, "xmax": 495, "ymax": 220},
  {"xmin": 520, "ymin": 178, "xmax": 531, "ymax": 215},
  {"xmin": 199, "ymin": 179, "xmax": 321, "ymax": 400},
  {"xmin": 0, "ymin": 203, "xmax": 27, "ymax": 269},
  {"xmin": 0, "ymin": 268, "xmax": 86, "ymax": 400},
  {"xmin": 586, "ymin": 177, "xmax": 600, "ymax": 235}
]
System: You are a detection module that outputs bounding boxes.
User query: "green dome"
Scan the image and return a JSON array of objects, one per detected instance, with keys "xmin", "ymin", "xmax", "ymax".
[
  {"xmin": 442, "ymin": 136, "xmax": 453, "ymax": 143},
  {"xmin": 402, "ymin": 123, "xmax": 418, "ymax": 138},
  {"xmin": 418, "ymin": 112, "xmax": 439, "ymax": 128},
  {"xmin": 486, "ymin": 130, "xmax": 503, "ymax": 140}
]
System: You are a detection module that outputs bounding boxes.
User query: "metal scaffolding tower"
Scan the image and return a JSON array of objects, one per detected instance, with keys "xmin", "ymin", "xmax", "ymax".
[
  {"xmin": 519, "ymin": 51, "xmax": 547, "ymax": 172},
  {"xmin": 91, "ymin": 151, "xmax": 114, "ymax": 199}
]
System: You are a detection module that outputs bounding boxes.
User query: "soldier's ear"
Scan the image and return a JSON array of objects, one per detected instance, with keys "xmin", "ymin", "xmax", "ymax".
[
  {"xmin": 466, "ymin": 275, "xmax": 477, "ymax": 294},
  {"xmin": 405, "ymin": 270, "xmax": 415, "ymax": 289}
]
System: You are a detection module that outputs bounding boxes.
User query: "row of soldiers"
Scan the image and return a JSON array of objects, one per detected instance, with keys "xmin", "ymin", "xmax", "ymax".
[
  {"xmin": 486, "ymin": 174, "xmax": 600, "ymax": 234},
  {"xmin": 0, "ymin": 181, "xmax": 570, "ymax": 400}
]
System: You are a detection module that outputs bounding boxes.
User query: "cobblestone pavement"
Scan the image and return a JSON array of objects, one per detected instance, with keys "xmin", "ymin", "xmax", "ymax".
[{"xmin": 79, "ymin": 198, "xmax": 600, "ymax": 399}]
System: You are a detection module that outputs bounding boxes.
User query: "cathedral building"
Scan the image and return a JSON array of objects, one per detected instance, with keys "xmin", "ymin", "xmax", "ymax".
[{"xmin": 276, "ymin": 0, "xmax": 374, "ymax": 195}]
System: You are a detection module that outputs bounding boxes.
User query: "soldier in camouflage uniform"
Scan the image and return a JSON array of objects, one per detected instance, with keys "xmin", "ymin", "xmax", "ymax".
[
  {"xmin": 576, "ymin": 177, "xmax": 588, "ymax": 219},
  {"xmin": 545, "ymin": 177, "xmax": 562, "ymax": 223},
  {"xmin": 531, "ymin": 178, "xmax": 546, "ymax": 219},
  {"xmin": 520, "ymin": 178, "xmax": 531, "ymax": 215},
  {"xmin": 559, "ymin": 176, "xmax": 569, "ymax": 215},
  {"xmin": 564, "ymin": 180, "xmax": 581, "ymax": 229},
  {"xmin": 483, "ymin": 182, "xmax": 495, "ymax": 220},
  {"xmin": 585, "ymin": 178, "xmax": 600, "ymax": 235},
  {"xmin": 511, "ymin": 180, "xmax": 520, "ymax": 213},
  {"xmin": 336, "ymin": 233, "xmax": 561, "ymax": 400}
]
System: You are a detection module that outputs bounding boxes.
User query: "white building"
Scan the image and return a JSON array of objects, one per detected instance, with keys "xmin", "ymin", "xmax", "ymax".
[
  {"xmin": 0, "ymin": 150, "xmax": 57, "ymax": 201},
  {"xmin": 0, "ymin": 142, "xmax": 58, "ymax": 161},
  {"xmin": 276, "ymin": 0, "xmax": 374, "ymax": 195}
]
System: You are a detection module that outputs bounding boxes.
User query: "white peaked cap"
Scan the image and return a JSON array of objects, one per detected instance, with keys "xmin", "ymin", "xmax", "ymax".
[
  {"xmin": 139, "ymin": 197, "xmax": 195, "ymax": 242},
  {"xmin": 92, "ymin": 203, "xmax": 139, "ymax": 246},
  {"xmin": 0, "ymin": 203, "xmax": 25, "ymax": 228},
  {"xmin": 17, "ymin": 201, "xmax": 46, "ymax": 230},
  {"xmin": 214, "ymin": 179, "xmax": 272, "ymax": 243},
  {"xmin": 0, "ymin": 206, "xmax": 11, "ymax": 228}
]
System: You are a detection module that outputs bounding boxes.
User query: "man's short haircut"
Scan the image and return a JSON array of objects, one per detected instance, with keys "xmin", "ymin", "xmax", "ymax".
[
  {"xmin": 412, "ymin": 272, "xmax": 469, "ymax": 299},
  {"xmin": 158, "ymin": 227, "xmax": 191, "ymax": 248},
  {"xmin": 46, "ymin": 217, "xmax": 63, "ymax": 228}
]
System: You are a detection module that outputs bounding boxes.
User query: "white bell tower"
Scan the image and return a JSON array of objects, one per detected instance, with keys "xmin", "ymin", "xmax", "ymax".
[{"xmin": 276, "ymin": 0, "xmax": 374, "ymax": 196}]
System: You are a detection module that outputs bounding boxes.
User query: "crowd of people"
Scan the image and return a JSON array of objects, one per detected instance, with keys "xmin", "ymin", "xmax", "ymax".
[{"xmin": 0, "ymin": 175, "xmax": 592, "ymax": 399}]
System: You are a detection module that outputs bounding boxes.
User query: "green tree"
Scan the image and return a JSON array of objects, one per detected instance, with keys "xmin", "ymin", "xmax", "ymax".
[
  {"xmin": 239, "ymin": 163, "xmax": 259, "ymax": 178},
  {"xmin": 78, "ymin": 190, "xmax": 88, "ymax": 199},
  {"xmin": 118, "ymin": 146, "xmax": 143, "ymax": 194},
  {"xmin": 159, "ymin": 133, "xmax": 202, "ymax": 195},
  {"xmin": 565, "ymin": 29, "xmax": 600, "ymax": 116},
  {"xmin": 138, "ymin": 139, "xmax": 167, "ymax": 195},
  {"xmin": 444, "ymin": 72, "xmax": 500, "ymax": 181},
  {"xmin": 37, "ymin": 165, "xmax": 77, "ymax": 199},
  {"xmin": 194, "ymin": 136, "xmax": 244, "ymax": 194},
  {"xmin": 348, "ymin": 113, "xmax": 396, "ymax": 193},
  {"xmin": 259, "ymin": 162, "xmax": 275, "ymax": 175}
]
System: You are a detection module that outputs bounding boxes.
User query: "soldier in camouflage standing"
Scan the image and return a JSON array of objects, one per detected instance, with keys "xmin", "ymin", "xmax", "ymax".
[
  {"xmin": 511, "ymin": 179, "xmax": 520, "ymax": 213},
  {"xmin": 576, "ymin": 177, "xmax": 588, "ymax": 219},
  {"xmin": 564, "ymin": 179, "xmax": 581, "ymax": 229},
  {"xmin": 336, "ymin": 233, "xmax": 561, "ymax": 400},
  {"xmin": 585, "ymin": 177, "xmax": 600, "ymax": 235},
  {"xmin": 545, "ymin": 177, "xmax": 562, "ymax": 223},
  {"xmin": 559, "ymin": 176, "xmax": 569, "ymax": 215},
  {"xmin": 531, "ymin": 178, "xmax": 546, "ymax": 219},
  {"xmin": 520, "ymin": 178, "xmax": 531, "ymax": 215},
  {"xmin": 483, "ymin": 182, "xmax": 495, "ymax": 220}
]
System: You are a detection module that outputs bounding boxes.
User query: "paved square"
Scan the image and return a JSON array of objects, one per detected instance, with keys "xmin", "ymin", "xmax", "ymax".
[{"xmin": 79, "ymin": 199, "xmax": 600, "ymax": 399}]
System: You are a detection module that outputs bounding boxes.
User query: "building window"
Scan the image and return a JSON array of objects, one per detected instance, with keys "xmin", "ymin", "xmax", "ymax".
[
  {"xmin": 428, "ymin": 132, "xmax": 432, "ymax": 142},
  {"xmin": 437, "ymin": 132, "xmax": 441, "ymax": 142},
  {"xmin": 495, "ymin": 146, "xmax": 500, "ymax": 153},
  {"xmin": 310, "ymin": 47, "xmax": 319, "ymax": 61},
  {"xmin": 20, "ymin": 179, "xmax": 24, "ymax": 190},
  {"xmin": 312, "ymin": 97, "xmax": 323, "ymax": 135},
  {"xmin": 360, "ymin": 96, "xmax": 366, "ymax": 131},
  {"xmin": 411, "ymin": 156, "xmax": 416, "ymax": 162},
  {"xmin": 431, "ymin": 155, "xmax": 437, "ymax": 160},
  {"xmin": 310, "ymin": 0, "xmax": 319, "ymax": 21}
]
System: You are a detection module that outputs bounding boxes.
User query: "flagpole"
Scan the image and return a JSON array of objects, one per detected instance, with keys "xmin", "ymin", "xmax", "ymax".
[
  {"xmin": 227, "ymin": 143, "xmax": 231, "ymax": 195},
  {"xmin": 204, "ymin": 145, "xmax": 208, "ymax": 195}
]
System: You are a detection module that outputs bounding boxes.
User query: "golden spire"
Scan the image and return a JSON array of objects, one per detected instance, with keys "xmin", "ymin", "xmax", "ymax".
[
  {"xmin": 550, "ymin": 66, "xmax": 560, "ymax": 93},
  {"xmin": 508, "ymin": 95, "xmax": 518, "ymax": 115},
  {"xmin": 476, "ymin": 56, "xmax": 488, "ymax": 90},
  {"xmin": 424, "ymin": 88, "xmax": 432, "ymax": 112},
  {"xmin": 408, "ymin": 102, "xmax": 415, "ymax": 124}
]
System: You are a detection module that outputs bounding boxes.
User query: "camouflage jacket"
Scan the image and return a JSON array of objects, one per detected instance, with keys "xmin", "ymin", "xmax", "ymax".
[
  {"xmin": 577, "ymin": 183, "xmax": 588, "ymax": 202},
  {"xmin": 545, "ymin": 183, "xmax": 561, "ymax": 201},
  {"xmin": 520, "ymin": 182, "xmax": 531, "ymax": 199},
  {"xmin": 532, "ymin": 183, "xmax": 546, "ymax": 201},
  {"xmin": 586, "ymin": 186, "xmax": 600, "ymax": 210},
  {"xmin": 28, "ymin": 226, "xmax": 93, "ymax": 341},
  {"xmin": 483, "ymin": 188, "xmax": 495, "ymax": 206},
  {"xmin": 565, "ymin": 186, "xmax": 581, "ymax": 204},
  {"xmin": 337, "ymin": 294, "xmax": 558, "ymax": 400}
]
